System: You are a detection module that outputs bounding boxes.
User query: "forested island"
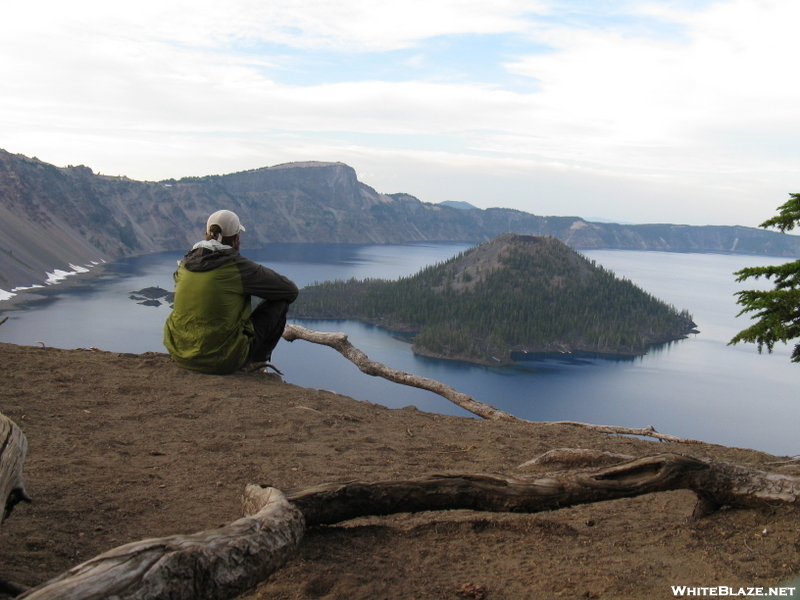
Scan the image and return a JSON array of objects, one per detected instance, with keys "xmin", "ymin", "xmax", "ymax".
[{"xmin": 289, "ymin": 234, "xmax": 697, "ymax": 365}]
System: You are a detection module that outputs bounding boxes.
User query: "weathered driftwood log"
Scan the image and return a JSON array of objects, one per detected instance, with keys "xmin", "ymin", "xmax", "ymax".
[
  {"xmin": 284, "ymin": 453, "xmax": 800, "ymax": 526},
  {"xmin": 13, "ymin": 454, "xmax": 800, "ymax": 599},
  {"xmin": 686, "ymin": 455, "xmax": 800, "ymax": 517},
  {"xmin": 517, "ymin": 448, "xmax": 635, "ymax": 468},
  {"xmin": 284, "ymin": 453, "xmax": 705, "ymax": 526},
  {"xmin": 17, "ymin": 485, "xmax": 304, "ymax": 600},
  {"xmin": 282, "ymin": 324, "xmax": 699, "ymax": 443},
  {"xmin": 0, "ymin": 578, "xmax": 29, "ymax": 597},
  {"xmin": 0, "ymin": 411, "xmax": 29, "ymax": 526},
  {"xmin": 282, "ymin": 323, "xmax": 518, "ymax": 421},
  {"xmin": 544, "ymin": 421, "xmax": 699, "ymax": 443}
]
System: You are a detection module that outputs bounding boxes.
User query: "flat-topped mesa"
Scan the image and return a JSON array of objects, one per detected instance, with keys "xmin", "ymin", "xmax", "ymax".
[{"xmin": 291, "ymin": 234, "xmax": 697, "ymax": 365}]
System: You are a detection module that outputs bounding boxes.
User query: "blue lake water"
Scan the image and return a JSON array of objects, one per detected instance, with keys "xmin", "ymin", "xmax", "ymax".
[{"xmin": 0, "ymin": 243, "xmax": 796, "ymax": 456}]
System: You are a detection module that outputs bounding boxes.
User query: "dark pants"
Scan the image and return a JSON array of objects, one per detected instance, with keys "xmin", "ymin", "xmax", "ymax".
[{"xmin": 248, "ymin": 300, "xmax": 290, "ymax": 363}]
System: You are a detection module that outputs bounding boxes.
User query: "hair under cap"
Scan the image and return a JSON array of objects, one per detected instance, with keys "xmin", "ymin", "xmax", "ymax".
[{"xmin": 206, "ymin": 210, "xmax": 246, "ymax": 239}]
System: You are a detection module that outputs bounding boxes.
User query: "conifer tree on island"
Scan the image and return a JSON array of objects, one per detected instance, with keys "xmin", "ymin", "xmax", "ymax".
[{"xmin": 730, "ymin": 193, "xmax": 800, "ymax": 362}]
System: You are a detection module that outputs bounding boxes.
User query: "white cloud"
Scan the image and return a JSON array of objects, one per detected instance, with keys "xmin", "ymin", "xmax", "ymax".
[
  {"xmin": 502, "ymin": 0, "xmax": 800, "ymax": 169},
  {"xmin": 0, "ymin": 0, "xmax": 797, "ymax": 227},
  {"xmin": 4, "ymin": 0, "xmax": 536, "ymax": 51}
]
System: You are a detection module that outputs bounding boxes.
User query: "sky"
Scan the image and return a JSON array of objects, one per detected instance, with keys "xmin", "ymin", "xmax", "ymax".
[{"xmin": 1, "ymin": 0, "xmax": 798, "ymax": 227}]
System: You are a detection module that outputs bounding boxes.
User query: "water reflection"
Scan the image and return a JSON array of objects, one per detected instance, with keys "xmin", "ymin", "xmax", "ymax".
[{"xmin": 512, "ymin": 350, "xmax": 640, "ymax": 366}]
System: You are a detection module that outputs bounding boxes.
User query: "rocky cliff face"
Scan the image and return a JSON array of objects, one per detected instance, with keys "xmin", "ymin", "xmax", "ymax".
[{"xmin": 1, "ymin": 149, "xmax": 799, "ymax": 291}]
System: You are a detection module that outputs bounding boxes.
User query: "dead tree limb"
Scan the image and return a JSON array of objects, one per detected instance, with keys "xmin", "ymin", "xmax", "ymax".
[
  {"xmin": 13, "ymin": 454, "xmax": 800, "ymax": 598},
  {"xmin": 685, "ymin": 455, "xmax": 800, "ymax": 516},
  {"xmin": 0, "ymin": 412, "xmax": 29, "ymax": 526},
  {"xmin": 284, "ymin": 453, "xmax": 800, "ymax": 527},
  {"xmin": 544, "ymin": 421, "xmax": 699, "ymax": 444},
  {"xmin": 517, "ymin": 448, "xmax": 635, "ymax": 469},
  {"xmin": 284, "ymin": 453, "xmax": 706, "ymax": 526},
  {"xmin": 17, "ymin": 485, "xmax": 304, "ymax": 600},
  {"xmin": 282, "ymin": 324, "xmax": 700, "ymax": 443},
  {"xmin": 0, "ymin": 578, "xmax": 28, "ymax": 597},
  {"xmin": 282, "ymin": 323, "xmax": 518, "ymax": 422}
]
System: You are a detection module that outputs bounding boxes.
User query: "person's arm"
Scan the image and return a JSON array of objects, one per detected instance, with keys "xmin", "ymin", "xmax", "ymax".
[{"xmin": 236, "ymin": 256, "xmax": 299, "ymax": 303}]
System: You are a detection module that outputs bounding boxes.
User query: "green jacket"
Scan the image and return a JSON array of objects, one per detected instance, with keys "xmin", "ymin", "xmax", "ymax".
[{"xmin": 163, "ymin": 241, "xmax": 298, "ymax": 374}]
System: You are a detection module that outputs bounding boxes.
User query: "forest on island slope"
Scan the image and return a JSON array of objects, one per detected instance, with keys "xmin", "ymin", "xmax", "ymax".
[{"xmin": 289, "ymin": 234, "xmax": 697, "ymax": 365}]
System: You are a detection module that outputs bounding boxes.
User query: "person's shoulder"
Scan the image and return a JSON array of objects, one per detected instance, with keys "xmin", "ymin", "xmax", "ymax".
[
  {"xmin": 234, "ymin": 253, "xmax": 288, "ymax": 276},
  {"xmin": 231, "ymin": 251, "xmax": 257, "ymax": 265},
  {"xmin": 182, "ymin": 245, "xmax": 238, "ymax": 271}
]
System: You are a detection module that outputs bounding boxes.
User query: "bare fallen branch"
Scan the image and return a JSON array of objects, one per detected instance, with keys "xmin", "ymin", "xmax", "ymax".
[
  {"xmin": 282, "ymin": 324, "xmax": 701, "ymax": 443},
  {"xmin": 544, "ymin": 421, "xmax": 700, "ymax": 444},
  {"xmin": 17, "ymin": 485, "xmax": 305, "ymax": 600},
  {"xmin": 1, "ymin": 412, "xmax": 30, "ymax": 526},
  {"xmin": 282, "ymin": 323, "xmax": 518, "ymax": 422},
  {"xmin": 284, "ymin": 453, "xmax": 705, "ymax": 526},
  {"xmin": 685, "ymin": 455, "xmax": 800, "ymax": 516},
  {"xmin": 13, "ymin": 452, "xmax": 800, "ymax": 598},
  {"xmin": 283, "ymin": 453, "xmax": 800, "ymax": 527},
  {"xmin": 518, "ymin": 448, "xmax": 635, "ymax": 469},
  {"xmin": 0, "ymin": 578, "xmax": 29, "ymax": 596}
]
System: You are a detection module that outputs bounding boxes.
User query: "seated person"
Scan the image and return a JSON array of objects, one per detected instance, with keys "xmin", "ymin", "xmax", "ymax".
[{"xmin": 164, "ymin": 209, "xmax": 298, "ymax": 374}]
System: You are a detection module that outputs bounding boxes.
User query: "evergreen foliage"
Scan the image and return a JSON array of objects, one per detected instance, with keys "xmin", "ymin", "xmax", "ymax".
[
  {"xmin": 291, "ymin": 235, "xmax": 696, "ymax": 363},
  {"xmin": 730, "ymin": 193, "xmax": 800, "ymax": 362}
]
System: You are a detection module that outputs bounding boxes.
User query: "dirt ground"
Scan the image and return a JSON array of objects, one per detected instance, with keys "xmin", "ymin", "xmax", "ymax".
[{"xmin": 0, "ymin": 341, "xmax": 798, "ymax": 600}]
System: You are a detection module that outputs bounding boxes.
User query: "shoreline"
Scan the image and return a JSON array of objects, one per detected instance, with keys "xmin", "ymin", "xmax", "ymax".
[
  {"xmin": 0, "ymin": 261, "xmax": 114, "ymax": 313},
  {"xmin": 292, "ymin": 316, "xmax": 696, "ymax": 368},
  {"xmin": 410, "ymin": 338, "xmax": 693, "ymax": 367}
]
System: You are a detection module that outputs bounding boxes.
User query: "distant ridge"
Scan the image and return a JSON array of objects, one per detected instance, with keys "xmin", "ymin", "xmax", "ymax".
[
  {"xmin": 291, "ymin": 234, "xmax": 697, "ymax": 364},
  {"xmin": 1, "ymin": 148, "xmax": 799, "ymax": 291},
  {"xmin": 439, "ymin": 200, "xmax": 479, "ymax": 210}
]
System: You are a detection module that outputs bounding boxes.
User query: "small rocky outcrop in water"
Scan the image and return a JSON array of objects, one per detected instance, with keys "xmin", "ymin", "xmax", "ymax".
[{"xmin": 129, "ymin": 286, "xmax": 174, "ymax": 307}]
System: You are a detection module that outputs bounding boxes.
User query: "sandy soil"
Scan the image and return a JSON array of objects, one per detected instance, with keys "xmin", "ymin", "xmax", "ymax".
[{"xmin": 0, "ymin": 341, "xmax": 798, "ymax": 600}]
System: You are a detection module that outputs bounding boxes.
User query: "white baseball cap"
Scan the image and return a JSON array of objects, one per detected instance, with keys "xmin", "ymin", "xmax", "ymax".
[{"xmin": 206, "ymin": 210, "xmax": 246, "ymax": 238}]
